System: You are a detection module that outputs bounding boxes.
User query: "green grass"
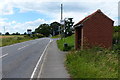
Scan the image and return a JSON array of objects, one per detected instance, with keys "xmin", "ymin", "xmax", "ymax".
[
  {"xmin": 56, "ymin": 34, "xmax": 119, "ymax": 78},
  {"xmin": 65, "ymin": 48, "xmax": 118, "ymax": 78},
  {"xmin": 0, "ymin": 35, "xmax": 38, "ymax": 47},
  {"xmin": 113, "ymin": 32, "xmax": 120, "ymax": 44},
  {"xmin": 57, "ymin": 34, "xmax": 75, "ymax": 51}
]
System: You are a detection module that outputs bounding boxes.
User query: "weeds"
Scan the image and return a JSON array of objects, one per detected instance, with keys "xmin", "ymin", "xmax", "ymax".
[
  {"xmin": 65, "ymin": 47, "xmax": 118, "ymax": 78},
  {"xmin": 1, "ymin": 36, "xmax": 37, "ymax": 47}
]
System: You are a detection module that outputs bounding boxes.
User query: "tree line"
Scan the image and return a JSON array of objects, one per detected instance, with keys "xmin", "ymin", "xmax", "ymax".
[
  {"xmin": 34, "ymin": 22, "xmax": 60, "ymax": 37},
  {"xmin": 0, "ymin": 21, "xmax": 62, "ymax": 37},
  {"xmin": 34, "ymin": 19, "xmax": 74, "ymax": 37},
  {"xmin": 0, "ymin": 18, "xmax": 74, "ymax": 38},
  {"xmin": 1, "ymin": 24, "xmax": 120, "ymax": 37}
]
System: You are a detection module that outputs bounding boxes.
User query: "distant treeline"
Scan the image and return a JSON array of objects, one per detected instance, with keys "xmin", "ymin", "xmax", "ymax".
[{"xmin": 1, "ymin": 25, "xmax": 120, "ymax": 37}]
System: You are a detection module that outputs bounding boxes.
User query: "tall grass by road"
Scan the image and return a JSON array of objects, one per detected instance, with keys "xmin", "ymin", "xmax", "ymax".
[
  {"xmin": 0, "ymin": 35, "xmax": 43, "ymax": 47},
  {"xmin": 57, "ymin": 34, "xmax": 119, "ymax": 78},
  {"xmin": 0, "ymin": 36, "xmax": 32, "ymax": 47},
  {"xmin": 66, "ymin": 48, "xmax": 118, "ymax": 78}
]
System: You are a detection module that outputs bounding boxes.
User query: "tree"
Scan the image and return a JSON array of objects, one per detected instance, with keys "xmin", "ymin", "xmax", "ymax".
[
  {"xmin": 114, "ymin": 26, "xmax": 120, "ymax": 32},
  {"xmin": 16, "ymin": 32, "xmax": 20, "ymax": 35},
  {"xmin": 32, "ymin": 32, "xmax": 35, "ymax": 34},
  {"xmin": 12, "ymin": 32, "xmax": 20, "ymax": 35},
  {"xmin": 35, "ymin": 23, "xmax": 51, "ymax": 37},
  {"xmin": 64, "ymin": 18, "xmax": 74, "ymax": 37},
  {"xmin": 5, "ymin": 32, "xmax": 10, "ymax": 35},
  {"xmin": 0, "ymin": 32, "xmax": 2, "ymax": 35},
  {"xmin": 50, "ymin": 22, "xmax": 60, "ymax": 36},
  {"xmin": 12, "ymin": 33, "xmax": 16, "ymax": 35},
  {"xmin": 24, "ymin": 32, "xmax": 27, "ymax": 35}
]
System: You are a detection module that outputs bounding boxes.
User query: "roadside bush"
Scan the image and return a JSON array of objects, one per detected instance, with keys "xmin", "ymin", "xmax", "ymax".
[
  {"xmin": 32, "ymin": 34, "xmax": 44, "ymax": 38},
  {"xmin": 113, "ymin": 32, "xmax": 120, "ymax": 44},
  {"xmin": 24, "ymin": 35, "xmax": 30, "ymax": 38},
  {"xmin": 16, "ymin": 37, "xmax": 23, "ymax": 40}
]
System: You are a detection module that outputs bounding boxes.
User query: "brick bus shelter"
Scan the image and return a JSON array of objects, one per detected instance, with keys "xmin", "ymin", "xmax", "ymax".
[{"xmin": 74, "ymin": 9, "xmax": 114, "ymax": 50}]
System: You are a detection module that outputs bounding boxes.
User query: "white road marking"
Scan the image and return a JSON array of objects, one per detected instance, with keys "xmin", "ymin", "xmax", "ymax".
[
  {"xmin": 30, "ymin": 39, "xmax": 52, "ymax": 79},
  {"xmin": 0, "ymin": 53, "xmax": 8, "ymax": 58},
  {"xmin": 37, "ymin": 39, "xmax": 53, "ymax": 78},
  {"xmin": 25, "ymin": 45, "xmax": 29, "ymax": 47},
  {"xmin": 17, "ymin": 38, "xmax": 49, "ymax": 50},
  {"xmin": 17, "ymin": 45, "xmax": 29, "ymax": 50}
]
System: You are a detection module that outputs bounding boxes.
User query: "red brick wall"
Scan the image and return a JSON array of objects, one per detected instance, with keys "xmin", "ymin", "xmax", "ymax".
[{"xmin": 82, "ymin": 12, "xmax": 114, "ymax": 48}]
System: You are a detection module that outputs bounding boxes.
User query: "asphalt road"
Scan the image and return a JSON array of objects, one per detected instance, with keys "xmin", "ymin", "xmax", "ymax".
[{"xmin": 1, "ymin": 38, "xmax": 51, "ymax": 78}]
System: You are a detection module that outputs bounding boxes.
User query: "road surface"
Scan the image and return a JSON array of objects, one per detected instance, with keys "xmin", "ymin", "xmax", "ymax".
[{"xmin": 1, "ymin": 38, "xmax": 51, "ymax": 78}]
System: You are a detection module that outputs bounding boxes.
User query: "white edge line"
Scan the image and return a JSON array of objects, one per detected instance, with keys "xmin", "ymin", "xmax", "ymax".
[
  {"xmin": 0, "ymin": 53, "xmax": 8, "ymax": 58},
  {"xmin": 37, "ymin": 39, "xmax": 53, "ymax": 78},
  {"xmin": 30, "ymin": 39, "xmax": 52, "ymax": 79}
]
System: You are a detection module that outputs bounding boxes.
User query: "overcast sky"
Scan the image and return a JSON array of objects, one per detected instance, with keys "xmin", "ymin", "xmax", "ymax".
[{"xmin": 0, "ymin": 0, "xmax": 119, "ymax": 34}]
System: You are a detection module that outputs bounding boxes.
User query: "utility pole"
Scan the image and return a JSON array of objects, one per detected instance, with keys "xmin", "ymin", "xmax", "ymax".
[
  {"xmin": 59, "ymin": 4, "xmax": 63, "ymax": 36},
  {"xmin": 60, "ymin": 4, "xmax": 64, "ymax": 38},
  {"xmin": 61, "ymin": 4, "xmax": 63, "ymax": 20}
]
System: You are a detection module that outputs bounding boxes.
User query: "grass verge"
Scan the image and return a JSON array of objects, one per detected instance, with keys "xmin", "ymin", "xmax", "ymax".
[
  {"xmin": 0, "ymin": 35, "xmax": 38, "ymax": 47},
  {"xmin": 57, "ymin": 34, "xmax": 119, "ymax": 78},
  {"xmin": 65, "ymin": 48, "xmax": 118, "ymax": 78},
  {"xmin": 57, "ymin": 34, "xmax": 74, "ymax": 51}
]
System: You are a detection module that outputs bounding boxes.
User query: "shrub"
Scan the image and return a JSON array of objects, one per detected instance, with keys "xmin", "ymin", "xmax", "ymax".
[
  {"xmin": 32, "ymin": 34, "xmax": 44, "ymax": 38},
  {"xmin": 36, "ymin": 34, "xmax": 44, "ymax": 38}
]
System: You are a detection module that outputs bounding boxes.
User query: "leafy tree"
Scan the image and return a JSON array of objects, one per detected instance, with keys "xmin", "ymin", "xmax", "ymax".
[
  {"xmin": 16, "ymin": 32, "xmax": 20, "ymax": 35},
  {"xmin": 24, "ymin": 32, "xmax": 27, "ymax": 35},
  {"xmin": 32, "ymin": 32, "xmax": 35, "ymax": 34},
  {"xmin": 64, "ymin": 18, "xmax": 74, "ymax": 37},
  {"xmin": 35, "ymin": 23, "xmax": 51, "ymax": 37},
  {"xmin": 0, "ymin": 32, "xmax": 2, "ymax": 35},
  {"xmin": 12, "ymin": 32, "xmax": 20, "ymax": 35},
  {"xmin": 12, "ymin": 33, "xmax": 16, "ymax": 35},
  {"xmin": 50, "ymin": 22, "xmax": 60, "ymax": 36},
  {"xmin": 5, "ymin": 32, "xmax": 10, "ymax": 35},
  {"xmin": 114, "ymin": 26, "xmax": 120, "ymax": 32},
  {"xmin": 113, "ymin": 26, "xmax": 120, "ymax": 44}
]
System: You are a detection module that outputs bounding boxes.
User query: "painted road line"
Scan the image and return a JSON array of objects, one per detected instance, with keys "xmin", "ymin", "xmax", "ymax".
[
  {"xmin": 17, "ymin": 38, "xmax": 47, "ymax": 50},
  {"xmin": 25, "ymin": 45, "xmax": 29, "ymax": 47},
  {"xmin": 0, "ymin": 53, "xmax": 8, "ymax": 58},
  {"xmin": 37, "ymin": 39, "xmax": 53, "ymax": 78},
  {"xmin": 30, "ymin": 39, "xmax": 52, "ymax": 79},
  {"xmin": 17, "ymin": 45, "xmax": 27, "ymax": 50}
]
